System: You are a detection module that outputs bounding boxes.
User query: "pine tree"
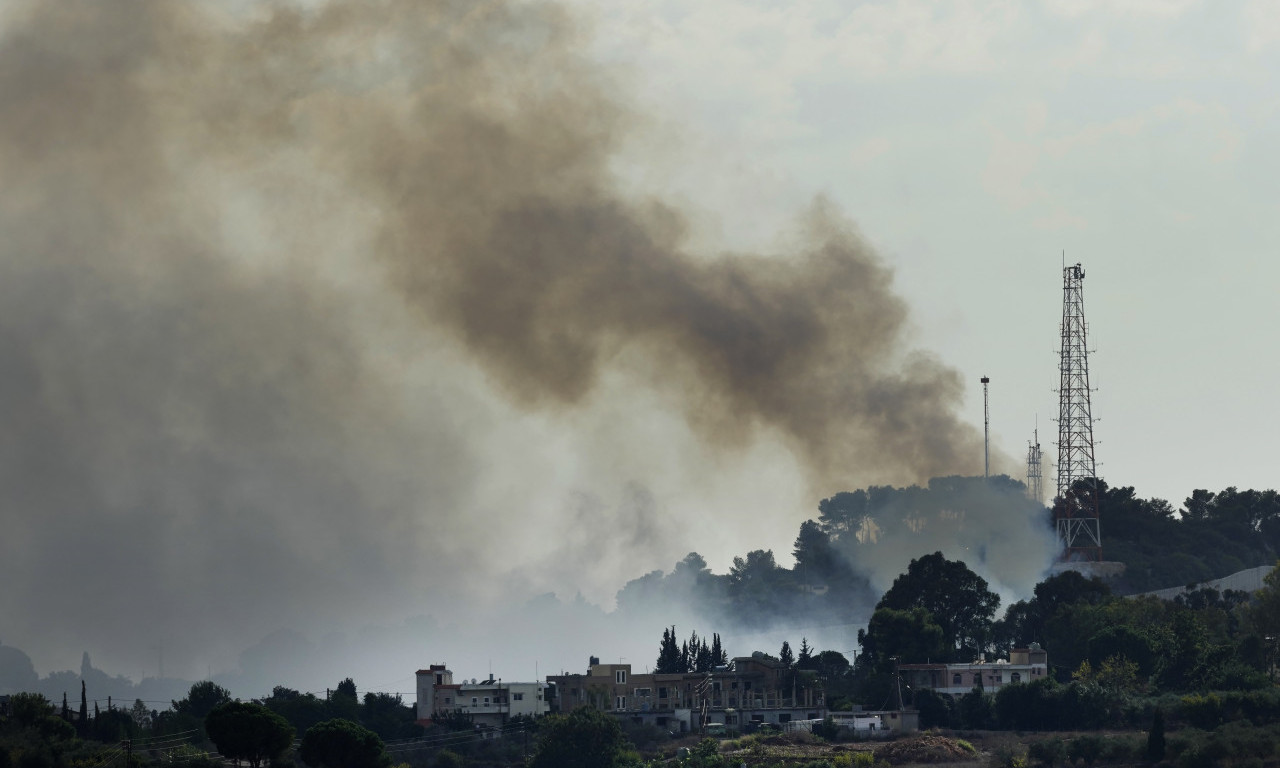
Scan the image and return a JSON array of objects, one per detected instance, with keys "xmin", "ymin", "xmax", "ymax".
[
  {"xmin": 61, "ymin": 692, "xmax": 69, "ymax": 721},
  {"xmin": 780, "ymin": 641, "xmax": 795, "ymax": 667},
  {"xmin": 680, "ymin": 641, "xmax": 690, "ymax": 674},
  {"xmin": 798, "ymin": 638, "xmax": 814, "ymax": 669}
]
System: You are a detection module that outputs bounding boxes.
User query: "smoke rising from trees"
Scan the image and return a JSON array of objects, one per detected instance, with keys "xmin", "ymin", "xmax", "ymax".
[{"xmin": 0, "ymin": 0, "xmax": 1010, "ymax": 681}]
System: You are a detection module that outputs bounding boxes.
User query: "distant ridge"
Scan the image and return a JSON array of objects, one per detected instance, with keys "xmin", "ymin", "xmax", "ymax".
[{"xmin": 1133, "ymin": 564, "xmax": 1276, "ymax": 601}]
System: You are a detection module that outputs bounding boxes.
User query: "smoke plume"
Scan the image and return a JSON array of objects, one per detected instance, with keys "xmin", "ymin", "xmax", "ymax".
[{"xmin": 0, "ymin": 0, "xmax": 995, "ymax": 682}]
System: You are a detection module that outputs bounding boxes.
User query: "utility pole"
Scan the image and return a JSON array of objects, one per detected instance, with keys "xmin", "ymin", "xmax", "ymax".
[{"xmin": 981, "ymin": 376, "xmax": 990, "ymax": 479}]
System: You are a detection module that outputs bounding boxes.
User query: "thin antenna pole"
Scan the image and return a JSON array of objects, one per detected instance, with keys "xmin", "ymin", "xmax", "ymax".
[{"xmin": 981, "ymin": 376, "xmax": 990, "ymax": 479}]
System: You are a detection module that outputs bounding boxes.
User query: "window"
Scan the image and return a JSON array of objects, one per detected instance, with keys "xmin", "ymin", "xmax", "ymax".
[
  {"xmin": 616, "ymin": 670, "xmax": 627, "ymax": 685},
  {"xmin": 483, "ymin": 697, "xmax": 490, "ymax": 705},
  {"xmin": 513, "ymin": 693, "xmax": 524, "ymax": 701},
  {"xmin": 1010, "ymin": 672, "xmax": 1021, "ymax": 683},
  {"xmin": 658, "ymin": 687, "xmax": 668, "ymax": 698},
  {"xmin": 435, "ymin": 674, "xmax": 443, "ymax": 685},
  {"xmin": 471, "ymin": 697, "xmax": 477, "ymax": 705},
  {"xmin": 635, "ymin": 688, "xmax": 651, "ymax": 697},
  {"xmin": 952, "ymin": 673, "xmax": 962, "ymax": 685},
  {"xmin": 444, "ymin": 698, "xmax": 452, "ymax": 705},
  {"xmin": 744, "ymin": 681, "xmax": 752, "ymax": 691},
  {"xmin": 779, "ymin": 714, "xmax": 791, "ymax": 723},
  {"xmin": 615, "ymin": 696, "xmax": 626, "ymax": 710}
]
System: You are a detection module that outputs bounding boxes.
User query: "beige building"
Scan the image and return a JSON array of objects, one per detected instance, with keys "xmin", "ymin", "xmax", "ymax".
[
  {"xmin": 547, "ymin": 653, "xmax": 826, "ymax": 732},
  {"xmin": 416, "ymin": 664, "xmax": 550, "ymax": 729},
  {"xmin": 897, "ymin": 644, "xmax": 1049, "ymax": 698}
]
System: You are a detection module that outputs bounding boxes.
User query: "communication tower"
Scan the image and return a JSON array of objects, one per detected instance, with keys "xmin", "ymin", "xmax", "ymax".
[
  {"xmin": 1054, "ymin": 263, "xmax": 1101, "ymax": 561},
  {"xmin": 1026, "ymin": 427, "xmax": 1043, "ymax": 504}
]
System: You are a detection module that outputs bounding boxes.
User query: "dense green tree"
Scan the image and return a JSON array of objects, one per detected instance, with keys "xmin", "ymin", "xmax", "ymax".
[
  {"xmin": 129, "ymin": 698, "xmax": 150, "ymax": 731},
  {"xmin": 813, "ymin": 650, "xmax": 851, "ymax": 679},
  {"xmin": 329, "ymin": 677, "xmax": 360, "ymax": 721},
  {"xmin": 728, "ymin": 549, "xmax": 795, "ymax": 613},
  {"xmin": 859, "ymin": 606, "xmax": 948, "ymax": 669},
  {"xmin": 530, "ymin": 706, "xmax": 632, "ymax": 768},
  {"xmin": 300, "ymin": 718, "xmax": 389, "ymax": 768},
  {"xmin": 793, "ymin": 520, "xmax": 848, "ymax": 586},
  {"xmin": 994, "ymin": 571, "xmax": 1110, "ymax": 651},
  {"xmin": 958, "ymin": 686, "xmax": 994, "ymax": 729},
  {"xmin": 173, "ymin": 681, "xmax": 232, "ymax": 720},
  {"xmin": 205, "ymin": 701, "xmax": 294, "ymax": 768},
  {"xmin": 875, "ymin": 552, "xmax": 999, "ymax": 659},
  {"xmin": 8, "ymin": 692, "xmax": 55, "ymax": 727},
  {"xmin": 91, "ymin": 707, "xmax": 137, "ymax": 742},
  {"xmin": 263, "ymin": 686, "xmax": 329, "ymax": 734},
  {"xmin": 360, "ymin": 692, "xmax": 421, "ymax": 741},
  {"xmin": 779, "ymin": 641, "xmax": 794, "ymax": 667}
]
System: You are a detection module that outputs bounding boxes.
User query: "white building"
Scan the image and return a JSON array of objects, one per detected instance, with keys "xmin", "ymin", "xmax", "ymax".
[
  {"xmin": 897, "ymin": 644, "xmax": 1049, "ymax": 698},
  {"xmin": 416, "ymin": 664, "xmax": 550, "ymax": 729}
]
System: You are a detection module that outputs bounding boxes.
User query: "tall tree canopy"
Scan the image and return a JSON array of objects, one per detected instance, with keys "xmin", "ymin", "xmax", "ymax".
[
  {"xmin": 300, "ymin": 718, "xmax": 389, "ymax": 768},
  {"xmin": 530, "ymin": 706, "xmax": 632, "ymax": 768},
  {"xmin": 875, "ymin": 551, "xmax": 999, "ymax": 660},
  {"xmin": 205, "ymin": 701, "xmax": 294, "ymax": 768},
  {"xmin": 173, "ymin": 681, "xmax": 232, "ymax": 721}
]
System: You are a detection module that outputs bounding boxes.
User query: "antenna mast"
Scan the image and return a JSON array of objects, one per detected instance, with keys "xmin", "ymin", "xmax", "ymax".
[
  {"xmin": 1054, "ymin": 263, "xmax": 1101, "ymax": 561},
  {"xmin": 1026, "ymin": 424, "xmax": 1042, "ymax": 504},
  {"xmin": 980, "ymin": 376, "xmax": 990, "ymax": 479}
]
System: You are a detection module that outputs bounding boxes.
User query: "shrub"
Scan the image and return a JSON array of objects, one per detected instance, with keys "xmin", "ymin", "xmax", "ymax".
[
  {"xmin": 435, "ymin": 750, "xmax": 464, "ymax": 768},
  {"xmin": 1027, "ymin": 737, "xmax": 1065, "ymax": 767}
]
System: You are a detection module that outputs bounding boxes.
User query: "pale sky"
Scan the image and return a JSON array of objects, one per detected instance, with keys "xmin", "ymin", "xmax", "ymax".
[{"xmin": 571, "ymin": 0, "xmax": 1280, "ymax": 511}]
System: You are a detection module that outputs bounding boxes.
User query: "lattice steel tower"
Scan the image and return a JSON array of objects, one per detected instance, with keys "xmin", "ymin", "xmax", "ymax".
[
  {"xmin": 1054, "ymin": 263, "xmax": 1101, "ymax": 561},
  {"xmin": 1026, "ymin": 427, "xmax": 1043, "ymax": 504}
]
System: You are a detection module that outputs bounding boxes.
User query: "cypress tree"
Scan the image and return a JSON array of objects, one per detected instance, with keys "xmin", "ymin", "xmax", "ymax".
[
  {"xmin": 1147, "ymin": 707, "xmax": 1166, "ymax": 763},
  {"xmin": 79, "ymin": 681, "xmax": 88, "ymax": 737},
  {"xmin": 711, "ymin": 634, "xmax": 727, "ymax": 667},
  {"xmin": 656, "ymin": 627, "xmax": 683, "ymax": 674}
]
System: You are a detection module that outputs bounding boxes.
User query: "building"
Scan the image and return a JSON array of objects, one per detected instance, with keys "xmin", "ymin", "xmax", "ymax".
[
  {"xmin": 547, "ymin": 653, "xmax": 827, "ymax": 732},
  {"xmin": 897, "ymin": 644, "xmax": 1049, "ymax": 699},
  {"xmin": 415, "ymin": 664, "xmax": 550, "ymax": 729}
]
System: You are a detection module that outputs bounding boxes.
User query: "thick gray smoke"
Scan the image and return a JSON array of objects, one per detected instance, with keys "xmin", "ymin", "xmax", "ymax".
[{"xmin": 0, "ymin": 0, "xmax": 1001, "ymax": 685}]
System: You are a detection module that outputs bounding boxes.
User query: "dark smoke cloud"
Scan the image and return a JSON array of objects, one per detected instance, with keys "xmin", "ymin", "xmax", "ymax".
[{"xmin": 0, "ymin": 0, "xmax": 994, "ymax": 682}]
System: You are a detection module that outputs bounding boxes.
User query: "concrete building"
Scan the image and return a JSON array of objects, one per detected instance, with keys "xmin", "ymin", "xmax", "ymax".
[
  {"xmin": 415, "ymin": 664, "xmax": 549, "ymax": 729},
  {"xmin": 547, "ymin": 653, "xmax": 827, "ymax": 732},
  {"xmin": 897, "ymin": 644, "xmax": 1049, "ymax": 699}
]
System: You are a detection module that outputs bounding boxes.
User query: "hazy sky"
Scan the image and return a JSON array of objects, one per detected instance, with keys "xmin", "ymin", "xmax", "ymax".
[
  {"xmin": 570, "ymin": 0, "xmax": 1280, "ymax": 510},
  {"xmin": 1, "ymin": 0, "xmax": 1276, "ymax": 694}
]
